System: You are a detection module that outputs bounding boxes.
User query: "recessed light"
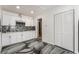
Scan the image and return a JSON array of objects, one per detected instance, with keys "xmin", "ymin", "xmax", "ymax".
[
  {"xmin": 30, "ymin": 10, "xmax": 34, "ymax": 14},
  {"xmin": 16, "ymin": 6, "xmax": 20, "ymax": 9}
]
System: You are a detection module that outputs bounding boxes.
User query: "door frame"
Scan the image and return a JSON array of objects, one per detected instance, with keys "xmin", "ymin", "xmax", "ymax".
[{"xmin": 37, "ymin": 18, "xmax": 42, "ymax": 39}]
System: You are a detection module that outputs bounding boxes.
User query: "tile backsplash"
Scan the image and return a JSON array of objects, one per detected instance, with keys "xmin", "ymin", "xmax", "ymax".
[{"xmin": 2, "ymin": 25, "xmax": 35, "ymax": 33}]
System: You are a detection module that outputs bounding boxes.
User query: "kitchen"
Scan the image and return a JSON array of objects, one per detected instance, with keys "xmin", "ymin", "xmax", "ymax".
[{"xmin": 0, "ymin": 6, "xmax": 36, "ymax": 51}]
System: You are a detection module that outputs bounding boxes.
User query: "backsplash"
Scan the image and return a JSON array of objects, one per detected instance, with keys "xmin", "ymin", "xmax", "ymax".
[{"xmin": 2, "ymin": 25, "xmax": 35, "ymax": 33}]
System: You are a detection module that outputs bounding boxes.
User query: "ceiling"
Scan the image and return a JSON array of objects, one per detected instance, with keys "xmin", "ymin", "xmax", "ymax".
[{"xmin": 1, "ymin": 5, "xmax": 58, "ymax": 17}]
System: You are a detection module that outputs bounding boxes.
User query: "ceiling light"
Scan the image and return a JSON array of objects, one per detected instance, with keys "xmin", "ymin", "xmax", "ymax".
[
  {"xmin": 30, "ymin": 10, "xmax": 34, "ymax": 14},
  {"xmin": 16, "ymin": 6, "xmax": 20, "ymax": 9}
]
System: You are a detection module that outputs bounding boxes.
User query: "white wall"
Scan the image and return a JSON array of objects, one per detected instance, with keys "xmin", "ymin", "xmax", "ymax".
[
  {"xmin": 34, "ymin": 5, "xmax": 79, "ymax": 53},
  {"xmin": 34, "ymin": 10, "xmax": 55, "ymax": 45}
]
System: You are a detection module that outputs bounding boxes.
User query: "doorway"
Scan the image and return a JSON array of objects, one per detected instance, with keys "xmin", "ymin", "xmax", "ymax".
[{"xmin": 38, "ymin": 18, "xmax": 42, "ymax": 40}]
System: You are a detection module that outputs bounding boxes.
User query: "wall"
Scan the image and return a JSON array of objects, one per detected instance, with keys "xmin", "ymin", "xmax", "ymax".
[
  {"xmin": 34, "ymin": 10, "xmax": 55, "ymax": 44},
  {"xmin": 34, "ymin": 5, "xmax": 79, "ymax": 53}
]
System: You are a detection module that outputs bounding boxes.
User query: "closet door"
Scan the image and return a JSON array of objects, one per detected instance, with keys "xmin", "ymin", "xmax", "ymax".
[
  {"xmin": 62, "ymin": 10, "xmax": 73, "ymax": 51},
  {"xmin": 55, "ymin": 10, "xmax": 74, "ymax": 51},
  {"xmin": 55, "ymin": 14, "xmax": 63, "ymax": 47}
]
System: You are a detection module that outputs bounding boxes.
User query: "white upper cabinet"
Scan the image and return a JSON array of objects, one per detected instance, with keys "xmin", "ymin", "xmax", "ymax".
[
  {"xmin": 2, "ymin": 11, "xmax": 18, "ymax": 26},
  {"xmin": 2, "ymin": 33, "xmax": 11, "ymax": 46},
  {"xmin": 2, "ymin": 14, "xmax": 10, "ymax": 25},
  {"xmin": 2, "ymin": 14, "xmax": 17, "ymax": 26},
  {"xmin": 2, "ymin": 11, "xmax": 34, "ymax": 26},
  {"xmin": 22, "ymin": 15, "xmax": 34, "ymax": 26},
  {"xmin": 9, "ymin": 16, "xmax": 17, "ymax": 26}
]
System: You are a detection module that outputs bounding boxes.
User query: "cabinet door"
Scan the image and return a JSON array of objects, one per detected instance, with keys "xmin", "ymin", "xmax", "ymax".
[
  {"xmin": 23, "ymin": 31, "xmax": 36, "ymax": 41},
  {"xmin": 23, "ymin": 31, "xmax": 31, "ymax": 41},
  {"xmin": 16, "ymin": 32, "xmax": 22, "ymax": 42},
  {"xmin": 2, "ymin": 14, "xmax": 10, "ymax": 25},
  {"xmin": 10, "ymin": 32, "xmax": 23, "ymax": 44},
  {"xmin": 29, "ymin": 31, "xmax": 36, "ymax": 38},
  {"xmin": 2, "ymin": 33, "xmax": 11, "ymax": 46},
  {"xmin": 28, "ymin": 17, "xmax": 34, "ymax": 26},
  {"xmin": 2, "ymin": 14, "xmax": 16, "ymax": 26},
  {"xmin": 10, "ymin": 33, "xmax": 17, "ymax": 44},
  {"xmin": 22, "ymin": 15, "xmax": 34, "ymax": 26},
  {"xmin": 9, "ymin": 16, "xmax": 16, "ymax": 26},
  {"xmin": 23, "ymin": 32, "xmax": 28, "ymax": 41}
]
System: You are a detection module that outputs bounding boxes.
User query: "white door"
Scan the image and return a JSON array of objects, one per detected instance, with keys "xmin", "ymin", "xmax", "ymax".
[
  {"xmin": 55, "ymin": 10, "xmax": 74, "ymax": 51},
  {"xmin": 55, "ymin": 13, "xmax": 63, "ymax": 47},
  {"xmin": 62, "ymin": 10, "xmax": 73, "ymax": 51}
]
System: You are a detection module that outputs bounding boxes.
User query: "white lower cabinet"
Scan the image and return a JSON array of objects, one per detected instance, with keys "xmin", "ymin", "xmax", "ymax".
[
  {"xmin": 2, "ymin": 32, "xmax": 22, "ymax": 46},
  {"xmin": 2, "ymin": 31, "xmax": 36, "ymax": 46},
  {"xmin": 15, "ymin": 32, "xmax": 23, "ymax": 42},
  {"xmin": 2, "ymin": 33, "xmax": 11, "ymax": 46},
  {"xmin": 10, "ymin": 33, "xmax": 18, "ymax": 44},
  {"xmin": 23, "ymin": 31, "xmax": 36, "ymax": 41},
  {"xmin": 23, "ymin": 32, "xmax": 31, "ymax": 41},
  {"xmin": 9, "ymin": 32, "xmax": 23, "ymax": 44}
]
